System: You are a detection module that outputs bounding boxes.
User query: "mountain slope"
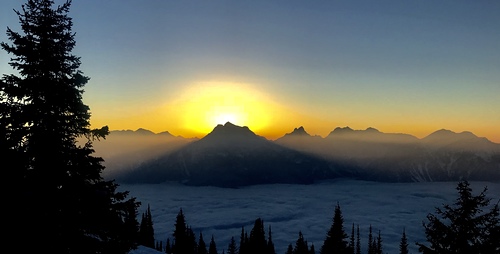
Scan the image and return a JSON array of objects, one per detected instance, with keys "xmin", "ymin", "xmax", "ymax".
[{"xmin": 115, "ymin": 123, "xmax": 342, "ymax": 187}]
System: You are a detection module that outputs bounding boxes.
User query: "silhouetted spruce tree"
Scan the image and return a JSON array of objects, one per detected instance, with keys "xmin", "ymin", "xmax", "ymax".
[
  {"xmin": 416, "ymin": 180, "xmax": 500, "ymax": 254},
  {"xmin": 286, "ymin": 244, "xmax": 294, "ymax": 254},
  {"xmin": 239, "ymin": 227, "xmax": 249, "ymax": 254},
  {"xmin": 209, "ymin": 235, "xmax": 218, "ymax": 254},
  {"xmin": 309, "ymin": 243, "xmax": 316, "ymax": 254},
  {"xmin": 249, "ymin": 218, "xmax": 268, "ymax": 253},
  {"xmin": 367, "ymin": 225, "xmax": 374, "ymax": 254},
  {"xmin": 294, "ymin": 231, "xmax": 309, "ymax": 254},
  {"xmin": 172, "ymin": 208, "xmax": 197, "ymax": 254},
  {"xmin": 1, "ymin": 0, "xmax": 140, "ymax": 253},
  {"xmin": 267, "ymin": 225, "xmax": 276, "ymax": 254},
  {"xmin": 227, "ymin": 236, "xmax": 237, "ymax": 254},
  {"xmin": 320, "ymin": 203, "xmax": 349, "ymax": 254},
  {"xmin": 355, "ymin": 225, "xmax": 361, "ymax": 254},
  {"xmin": 349, "ymin": 223, "xmax": 355, "ymax": 254},
  {"xmin": 399, "ymin": 228, "xmax": 409, "ymax": 254},
  {"xmin": 166, "ymin": 238, "xmax": 172, "ymax": 254},
  {"xmin": 375, "ymin": 230, "xmax": 382, "ymax": 254},
  {"xmin": 198, "ymin": 232, "xmax": 208, "ymax": 254},
  {"xmin": 139, "ymin": 204, "xmax": 155, "ymax": 248}
]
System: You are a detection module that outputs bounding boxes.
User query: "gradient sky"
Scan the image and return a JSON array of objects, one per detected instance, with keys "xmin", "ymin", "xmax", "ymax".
[{"xmin": 2, "ymin": 0, "xmax": 499, "ymax": 142}]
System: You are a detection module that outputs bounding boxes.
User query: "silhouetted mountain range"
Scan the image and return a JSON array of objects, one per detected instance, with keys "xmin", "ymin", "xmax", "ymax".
[{"xmin": 104, "ymin": 123, "xmax": 500, "ymax": 186}]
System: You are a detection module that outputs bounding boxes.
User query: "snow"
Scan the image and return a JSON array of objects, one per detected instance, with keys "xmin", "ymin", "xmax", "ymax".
[{"xmin": 125, "ymin": 179, "xmax": 500, "ymax": 254}]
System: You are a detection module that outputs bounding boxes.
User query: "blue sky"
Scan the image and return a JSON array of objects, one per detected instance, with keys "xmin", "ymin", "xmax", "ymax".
[{"xmin": 1, "ymin": 0, "xmax": 499, "ymax": 141}]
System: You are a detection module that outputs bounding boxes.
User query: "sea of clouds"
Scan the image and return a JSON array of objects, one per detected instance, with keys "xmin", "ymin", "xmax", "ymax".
[{"xmin": 122, "ymin": 179, "xmax": 500, "ymax": 254}]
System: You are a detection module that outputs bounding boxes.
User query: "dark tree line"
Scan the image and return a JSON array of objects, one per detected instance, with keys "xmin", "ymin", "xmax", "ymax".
[{"xmin": 144, "ymin": 180, "xmax": 499, "ymax": 254}]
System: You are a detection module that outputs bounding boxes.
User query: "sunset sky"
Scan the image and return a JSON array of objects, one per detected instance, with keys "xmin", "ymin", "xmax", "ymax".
[{"xmin": 1, "ymin": 0, "xmax": 499, "ymax": 142}]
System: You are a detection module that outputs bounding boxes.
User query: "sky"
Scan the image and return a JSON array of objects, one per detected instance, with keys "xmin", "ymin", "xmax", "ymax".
[
  {"xmin": 121, "ymin": 180, "xmax": 500, "ymax": 254},
  {"xmin": 1, "ymin": 0, "xmax": 499, "ymax": 142}
]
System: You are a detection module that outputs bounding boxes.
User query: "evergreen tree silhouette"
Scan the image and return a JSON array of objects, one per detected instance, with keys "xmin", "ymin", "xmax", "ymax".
[
  {"xmin": 249, "ymin": 218, "xmax": 267, "ymax": 253},
  {"xmin": 320, "ymin": 203, "xmax": 349, "ymax": 254},
  {"xmin": 239, "ymin": 226, "xmax": 249, "ymax": 254},
  {"xmin": 138, "ymin": 204, "xmax": 155, "ymax": 248},
  {"xmin": 165, "ymin": 238, "xmax": 172, "ymax": 254},
  {"xmin": 309, "ymin": 243, "xmax": 316, "ymax": 254},
  {"xmin": 1, "ymin": 0, "xmax": 140, "ymax": 252},
  {"xmin": 198, "ymin": 232, "xmax": 208, "ymax": 254},
  {"xmin": 227, "ymin": 236, "xmax": 237, "ymax": 254},
  {"xmin": 355, "ymin": 225, "xmax": 361, "ymax": 254},
  {"xmin": 267, "ymin": 225, "xmax": 276, "ymax": 254},
  {"xmin": 209, "ymin": 235, "xmax": 218, "ymax": 254},
  {"xmin": 416, "ymin": 180, "xmax": 500, "ymax": 253},
  {"xmin": 294, "ymin": 231, "xmax": 309, "ymax": 254},
  {"xmin": 172, "ymin": 208, "xmax": 197, "ymax": 254},
  {"xmin": 349, "ymin": 223, "xmax": 355, "ymax": 254},
  {"xmin": 286, "ymin": 244, "xmax": 294, "ymax": 254},
  {"xmin": 399, "ymin": 228, "xmax": 409, "ymax": 254},
  {"xmin": 367, "ymin": 225, "xmax": 375, "ymax": 254},
  {"xmin": 375, "ymin": 230, "xmax": 382, "ymax": 254}
]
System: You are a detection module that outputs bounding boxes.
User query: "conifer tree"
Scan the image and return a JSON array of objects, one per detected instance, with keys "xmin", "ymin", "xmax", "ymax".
[
  {"xmin": 320, "ymin": 203, "xmax": 349, "ymax": 254},
  {"xmin": 227, "ymin": 236, "xmax": 237, "ymax": 254},
  {"xmin": 267, "ymin": 225, "xmax": 276, "ymax": 254},
  {"xmin": 172, "ymin": 208, "xmax": 197, "ymax": 254},
  {"xmin": 416, "ymin": 180, "xmax": 500, "ymax": 254},
  {"xmin": 375, "ymin": 230, "xmax": 382, "ymax": 254},
  {"xmin": 239, "ymin": 226, "xmax": 249, "ymax": 254},
  {"xmin": 1, "ymin": 0, "xmax": 140, "ymax": 252},
  {"xmin": 166, "ymin": 238, "xmax": 172, "ymax": 254},
  {"xmin": 249, "ymin": 218, "xmax": 267, "ymax": 253},
  {"xmin": 349, "ymin": 223, "xmax": 355, "ymax": 254},
  {"xmin": 198, "ymin": 232, "xmax": 208, "ymax": 254},
  {"xmin": 286, "ymin": 244, "xmax": 294, "ymax": 254},
  {"xmin": 294, "ymin": 231, "xmax": 309, "ymax": 254},
  {"xmin": 209, "ymin": 235, "xmax": 218, "ymax": 254},
  {"xmin": 367, "ymin": 225, "xmax": 374, "ymax": 254},
  {"xmin": 309, "ymin": 243, "xmax": 316, "ymax": 254},
  {"xmin": 355, "ymin": 225, "xmax": 361, "ymax": 254},
  {"xmin": 139, "ymin": 204, "xmax": 155, "ymax": 248},
  {"xmin": 399, "ymin": 228, "xmax": 409, "ymax": 254}
]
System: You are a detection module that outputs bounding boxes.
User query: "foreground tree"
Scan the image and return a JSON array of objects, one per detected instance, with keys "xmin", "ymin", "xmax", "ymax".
[
  {"xmin": 320, "ymin": 203, "xmax": 349, "ymax": 254},
  {"xmin": 1, "ymin": 0, "xmax": 140, "ymax": 253},
  {"xmin": 416, "ymin": 180, "xmax": 500, "ymax": 253},
  {"xmin": 399, "ymin": 228, "xmax": 409, "ymax": 254}
]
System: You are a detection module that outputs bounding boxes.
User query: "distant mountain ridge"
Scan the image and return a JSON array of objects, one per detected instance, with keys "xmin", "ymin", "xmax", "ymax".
[{"xmin": 105, "ymin": 123, "xmax": 500, "ymax": 186}]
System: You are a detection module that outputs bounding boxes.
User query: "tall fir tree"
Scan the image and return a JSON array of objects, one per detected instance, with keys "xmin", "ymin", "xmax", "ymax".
[
  {"xmin": 198, "ymin": 232, "xmax": 208, "ymax": 254},
  {"xmin": 309, "ymin": 243, "xmax": 316, "ymax": 254},
  {"xmin": 172, "ymin": 208, "xmax": 197, "ymax": 254},
  {"xmin": 286, "ymin": 244, "xmax": 294, "ymax": 254},
  {"xmin": 1, "ymin": 0, "xmax": 140, "ymax": 253},
  {"xmin": 320, "ymin": 203, "xmax": 349, "ymax": 254},
  {"xmin": 416, "ymin": 180, "xmax": 500, "ymax": 254},
  {"xmin": 138, "ymin": 204, "xmax": 155, "ymax": 248},
  {"xmin": 227, "ymin": 236, "xmax": 237, "ymax": 254},
  {"xmin": 294, "ymin": 231, "xmax": 309, "ymax": 254},
  {"xmin": 375, "ymin": 230, "xmax": 382, "ymax": 254},
  {"xmin": 355, "ymin": 225, "xmax": 361, "ymax": 254},
  {"xmin": 349, "ymin": 223, "xmax": 355, "ymax": 254},
  {"xmin": 239, "ymin": 226, "xmax": 249, "ymax": 254},
  {"xmin": 209, "ymin": 235, "xmax": 218, "ymax": 254},
  {"xmin": 267, "ymin": 225, "xmax": 276, "ymax": 254},
  {"xmin": 248, "ymin": 218, "xmax": 268, "ymax": 253},
  {"xmin": 399, "ymin": 228, "xmax": 409, "ymax": 254},
  {"xmin": 367, "ymin": 225, "xmax": 374, "ymax": 254}
]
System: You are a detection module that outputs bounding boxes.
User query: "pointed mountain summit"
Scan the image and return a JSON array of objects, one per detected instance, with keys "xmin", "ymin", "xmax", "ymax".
[{"xmin": 117, "ymin": 123, "xmax": 338, "ymax": 187}]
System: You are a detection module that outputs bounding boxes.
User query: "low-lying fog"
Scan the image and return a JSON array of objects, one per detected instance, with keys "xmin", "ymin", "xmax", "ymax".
[{"xmin": 121, "ymin": 179, "xmax": 500, "ymax": 254}]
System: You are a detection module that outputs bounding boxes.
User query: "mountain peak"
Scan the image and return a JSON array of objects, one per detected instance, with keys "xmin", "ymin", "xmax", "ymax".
[{"xmin": 290, "ymin": 126, "xmax": 309, "ymax": 136}]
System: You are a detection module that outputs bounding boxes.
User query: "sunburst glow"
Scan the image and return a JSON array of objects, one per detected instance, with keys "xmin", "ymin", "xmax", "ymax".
[{"xmin": 173, "ymin": 81, "xmax": 273, "ymax": 135}]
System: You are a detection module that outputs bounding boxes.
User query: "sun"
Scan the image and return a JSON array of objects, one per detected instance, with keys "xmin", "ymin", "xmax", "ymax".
[{"xmin": 173, "ymin": 81, "xmax": 273, "ymax": 135}]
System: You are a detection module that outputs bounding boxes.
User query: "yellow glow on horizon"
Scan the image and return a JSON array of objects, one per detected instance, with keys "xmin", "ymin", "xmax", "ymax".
[{"xmin": 171, "ymin": 81, "xmax": 274, "ymax": 135}]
